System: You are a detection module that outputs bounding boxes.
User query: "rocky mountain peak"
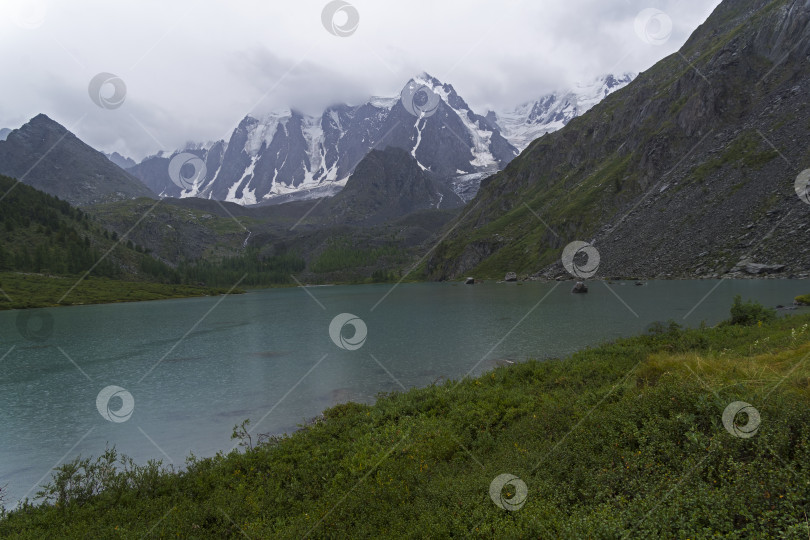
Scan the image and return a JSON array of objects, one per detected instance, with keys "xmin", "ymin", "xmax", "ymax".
[{"xmin": 0, "ymin": 115, "xmax": 155, "ymax": 206}]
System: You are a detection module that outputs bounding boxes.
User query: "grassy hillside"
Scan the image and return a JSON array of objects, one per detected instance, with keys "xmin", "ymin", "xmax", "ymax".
[
  {"xmin": 0, "ymin": 174, "xmax": 241, "ymax": 306},
  {"xmin": 88, "ymin": 198, "xmax": 259, "ymax": 265},
  {"xmin": 3, "ymin": 303, "xmax": 809, "ymax": 537}
]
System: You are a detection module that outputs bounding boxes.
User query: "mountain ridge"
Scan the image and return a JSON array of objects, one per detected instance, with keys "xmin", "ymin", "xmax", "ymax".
[
  {"xmin": 126, "ymin": 73, "xmax": 518, "ymax": 205},
  {"xmin": 125, "ymin": 72, "xmax": 633, "ymax": 206}
]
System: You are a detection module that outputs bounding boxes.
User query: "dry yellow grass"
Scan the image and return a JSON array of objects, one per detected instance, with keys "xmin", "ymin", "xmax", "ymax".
[{"xmin": 639, "ymin": 325, "xmax": 810, "ymax": 400}]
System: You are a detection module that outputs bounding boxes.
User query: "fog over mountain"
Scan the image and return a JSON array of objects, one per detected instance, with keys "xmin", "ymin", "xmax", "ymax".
[{"xmin": 0, "ymin": 0, "xmax": 720, "ymax": 160}]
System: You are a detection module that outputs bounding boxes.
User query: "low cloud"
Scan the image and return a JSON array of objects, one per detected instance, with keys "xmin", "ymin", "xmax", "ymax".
[{"xmin": 0, "ymin": 0, "xmax": 721, "ymax": 161}]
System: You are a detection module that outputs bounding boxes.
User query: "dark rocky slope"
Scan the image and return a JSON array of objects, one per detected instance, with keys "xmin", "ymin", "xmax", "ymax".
[
  {"xmin": 426, "ymin": 0, "xmax": 810, "ymax": 280},
  {"xmin": 0, "ymin": 114, "xmax": 154, "ymax": 206},
  {"xmin": 322, "ymin": 147, "xmax": 464, "ymax": 226},
  {"xmin": 0, "ymin": 114, "xmax": 155, "ymax": 206}
]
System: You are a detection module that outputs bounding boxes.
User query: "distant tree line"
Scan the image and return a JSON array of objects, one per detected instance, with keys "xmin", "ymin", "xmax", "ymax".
[
  {"xmin": 177, "ymin": 249, "xmax": 305, "ymax": 287},
  {"xmin": 312, "ymin": 238, "xmax": 405, "ymax": 273}
]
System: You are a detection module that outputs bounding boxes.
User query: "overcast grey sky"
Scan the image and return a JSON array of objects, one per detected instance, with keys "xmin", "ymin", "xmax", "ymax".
[{"xmin": 0, "ymin": 0, "xmax": 721, "ymax": 160}]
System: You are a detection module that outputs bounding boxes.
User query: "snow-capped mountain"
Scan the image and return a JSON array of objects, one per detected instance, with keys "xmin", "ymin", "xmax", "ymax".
[
  {"xmin": 491, "ymin": 73, "xmax": 636, "ymax": 151},
  {"xmin": 129, "ymin": 74, "xmax": 519, "ymax": 205},
  {"xmin": 128, "ymin": 73, "xmax": 633, "ymax": 206}
]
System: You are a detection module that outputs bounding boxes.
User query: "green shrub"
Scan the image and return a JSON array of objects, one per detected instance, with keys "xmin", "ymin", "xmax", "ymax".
[
  {"xmin": 725, "ymin": 294, "xmax": 776, "ymax": 326},
  {"xmin": 645, "ymin": 320, "xmax": 709, "ymax": 351},
  {"xmin": 33, "ymin": 447, "xmax": 170, "ymax": 508}
]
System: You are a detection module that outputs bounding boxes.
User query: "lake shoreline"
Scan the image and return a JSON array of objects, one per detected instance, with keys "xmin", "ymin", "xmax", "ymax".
[
  {"xmin": 0, "ymin": 271, "xmax": 245, "ymax": 311},
  {"xmin": 3, "ymin": 273, "xmax": 808, "ymax": 311}
]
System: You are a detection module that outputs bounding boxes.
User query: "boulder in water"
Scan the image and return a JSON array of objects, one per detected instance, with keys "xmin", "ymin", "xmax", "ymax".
[
  {"xmin": 465, "ymin": 277, "xmax": 475, "ymax": 285},
  {"xmin": 572, "ymin": 281, "xmax": 588, "ymax": 294}
]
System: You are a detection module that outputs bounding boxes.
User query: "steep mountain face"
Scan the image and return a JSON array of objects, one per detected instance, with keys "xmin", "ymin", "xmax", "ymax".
[
  {"xmin": 104, "ymin": 151, "xmax": 136, "ymax": 169},
  {"xmin": 0, "ymin": 128, "xmax": 10, "ymax": 141},
  {"xmin": 491, "ymin": 73, "xmax": 636, "ymax": 151},
  {"xmin": 426, "ymin": 0, "xmax": 810, "ymax": 281},
  {"xmin": 128, "ymin": 74, "xmax": 519, "ymax": 204},
  {"xmin": 0, "ymin": 115, "xmax": 155, "ymax": 206},
  {"xmin": 323, "ymin": 147, "xmax": 464, "ymax": 226},
  {"xmin": 126, "ymin": 142, "xmax": 225, "ymax": 198}
]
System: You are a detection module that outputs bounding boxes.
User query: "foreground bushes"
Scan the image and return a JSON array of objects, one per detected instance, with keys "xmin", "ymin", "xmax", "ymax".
[
  {"xmin": 724, "ymin": 294, "xmax": 777, "ymax": 326},
  {"xmin": 2, "ymin": 309, "xmax": 810, "ymax": 538}
]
